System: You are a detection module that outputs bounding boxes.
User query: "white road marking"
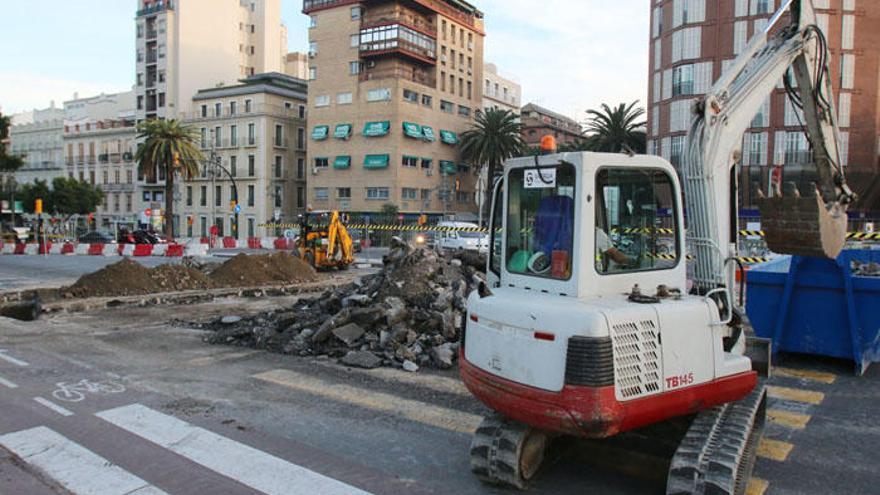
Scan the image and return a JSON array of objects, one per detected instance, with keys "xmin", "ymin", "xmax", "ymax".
[
  {"xmin": 313, "ymin": 360, "xmax": 469, "ymax": 396},
  {"xmin": 0, "ymin": 375, "xmax": 18, "ymax": 388},
  {"xmin": 0, "ymin": 350, "xmax": 29, "ymax": 367},
  {"xmin": 97, "ymin": 404, "xmax": 373, "ymax": 495},
  {"xmin": 0, "ymin": 426, "xmax": 169, "ymax": 495},
  {"xmin": 33, "ymin": 397, "xmax": 74, "ymax": 417}
]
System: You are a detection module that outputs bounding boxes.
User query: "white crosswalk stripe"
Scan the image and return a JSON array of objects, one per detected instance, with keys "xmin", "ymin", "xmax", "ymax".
[
  {"xmin": 97, "ymin": 403, "xmax": 373, "ymax": 495},
  {"xmin": 0, "ymin": 426, "xmax": 169, "ymax": 495}
]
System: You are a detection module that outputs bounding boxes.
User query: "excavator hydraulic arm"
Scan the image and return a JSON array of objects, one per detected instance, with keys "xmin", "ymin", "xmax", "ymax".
[{"xmin": 327, "ymin": 211, "xmax": 354, "ymax": 265}]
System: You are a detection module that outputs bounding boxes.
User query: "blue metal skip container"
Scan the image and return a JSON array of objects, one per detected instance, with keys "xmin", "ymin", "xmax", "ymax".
[{"xmin": 746, "ymin": 249, "xmax": 880, "ymax": 375}]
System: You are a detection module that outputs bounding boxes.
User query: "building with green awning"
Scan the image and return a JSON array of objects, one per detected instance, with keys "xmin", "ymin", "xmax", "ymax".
[
  {"xmin": 439, "ymin": 130, "xmax": 458, "ymax": 145},
  {"xmin": 421, "ymin": 126, "xmax": 436, "ymax": 142},
  {"xmin": 334, "ymin": 156, "xmax": 351, "ymax": 169},
  {"xmin": 333, "ymin": 124, "xmax": 352, "ymax": 139},
  {"xmin": 402, "ymin": 122, "xmax": 422, "ymax": 139},
  {"xmin": 312, "ymin": 125, "xmax": 329, "ymax": 140},
  {"xmin": 363, "ymin": 121, "xmax": 391, "ymax": 137},
  {"xmin": 364, "ymin": 154, "xmax": 390, "ymax": 169}
]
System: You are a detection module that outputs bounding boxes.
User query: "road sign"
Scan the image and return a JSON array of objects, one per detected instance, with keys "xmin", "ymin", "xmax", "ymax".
[
  {"xmin": 145, "ymin": 208, "xmax": 153, "ymax": 217},
  {"xmin": 234, "ymin": 204, "xmax": 241, "ymax": 214},
  {"xmin": 284, "ymin": 229, "xmax": 296, "ymax": 239}
]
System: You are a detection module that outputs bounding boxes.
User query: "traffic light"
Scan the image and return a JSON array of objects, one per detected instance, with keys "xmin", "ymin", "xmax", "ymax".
[
  {"xmin": 230, "ymin": 200, "xmax": 237, "ymax": 213},
  {"xmin": 173, "ymin": 152, "xmax": 180, "ymax": 167},
  {"xmin": 34, "ymin": 199, "xmax": 43, "ymax": 214},
  {"xmin": 187, "ymin": 216, "xmax": 194, "ymax": 226}
]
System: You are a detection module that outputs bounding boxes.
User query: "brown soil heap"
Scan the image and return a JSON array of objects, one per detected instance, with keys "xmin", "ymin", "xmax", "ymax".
[
  {"xmin": 208, "ymin": 252, "xmax": 318, "ymax": 287},
  {"xmin": 66, "ymin": 258, "xmax": 161, "ymax": 298},
  {"xmin": 151, "ymin": 264, "xmax": 213, "ymax": 292}
]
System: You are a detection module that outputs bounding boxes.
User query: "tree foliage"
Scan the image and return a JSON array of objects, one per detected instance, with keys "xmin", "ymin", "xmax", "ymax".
[
  {"xmin": 135, "ymin": 119, "xmax": 203, "ymax": 238},
  {"xmin": 16, "ymin": 178, "xmax": 103, "ymax": 215},
  {"xmin": 583, "ymin": 101, "xmax": 647, "ymax": 153},
  {"xmin": 0, "ymin": 112, "xmax": 24, "ymax": 173},
  {"xmin": 459, "ymin": 109, "xmax": 526, "ymax": 220}
]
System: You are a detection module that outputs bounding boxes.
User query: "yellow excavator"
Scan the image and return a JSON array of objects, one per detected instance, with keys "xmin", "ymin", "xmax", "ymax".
[{"xmin": 296, "ymin": 210, "xmax": 354, "ymax": 270}]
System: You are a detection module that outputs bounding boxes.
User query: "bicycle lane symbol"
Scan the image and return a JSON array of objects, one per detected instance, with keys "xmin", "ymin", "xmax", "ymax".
[{"xmin": 51, "ymin": 379, "xmax": 127, "ymax": 403}]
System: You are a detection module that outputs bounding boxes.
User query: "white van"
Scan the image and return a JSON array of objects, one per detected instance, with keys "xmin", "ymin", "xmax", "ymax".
[{"xmin": 436, "ymin": 221, "xmax": 488, "ymax": 253}]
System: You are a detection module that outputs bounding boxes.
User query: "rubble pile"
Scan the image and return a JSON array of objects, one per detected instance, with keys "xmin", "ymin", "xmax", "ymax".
[
  {"xmin": 203, "ymin": 239, "xmax": 486, "ymax": 371},
  {"xmin": 65, "ymin": 258, "xmax": 163, "ymax": 298},
  {"xmin": 209, "ymin": 252, "xmax": 318, "ymax": 287},
  {"xmin": 151, "ymin": 264, "xmax": 213, "ymax": 292}
]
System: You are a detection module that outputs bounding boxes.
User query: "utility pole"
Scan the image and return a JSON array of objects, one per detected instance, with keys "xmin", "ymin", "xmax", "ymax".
[{"xmin": 208, "ymin": 129, "xmax": 217, "ymax": 236}]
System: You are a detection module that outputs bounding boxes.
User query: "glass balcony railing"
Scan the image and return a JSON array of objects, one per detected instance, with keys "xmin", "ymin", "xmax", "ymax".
[{"xmin": 137, "ymin": 1, "xmax": 174, "ymax": 17}]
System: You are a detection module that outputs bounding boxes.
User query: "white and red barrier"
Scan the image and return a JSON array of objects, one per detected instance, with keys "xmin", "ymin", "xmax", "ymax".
[{"xmin": 0, "ymin": 237, "xmax": 301, "ymax": 257}]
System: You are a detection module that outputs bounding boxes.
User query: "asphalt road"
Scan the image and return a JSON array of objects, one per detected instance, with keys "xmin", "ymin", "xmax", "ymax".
[{"xmin": 0, "ymin": 295, "xmax": 877, "ymax": 494}]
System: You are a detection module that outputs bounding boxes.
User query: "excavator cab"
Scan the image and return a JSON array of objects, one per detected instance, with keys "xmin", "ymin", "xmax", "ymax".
[{"xmin": 296, "ymin": 210, "xmax": 354, "ymax": 270}]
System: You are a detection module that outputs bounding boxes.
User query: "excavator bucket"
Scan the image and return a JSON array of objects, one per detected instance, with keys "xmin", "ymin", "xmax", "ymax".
[{"xmin": 756, "ymin": 193, "xmax": 847, "ymax": 259}]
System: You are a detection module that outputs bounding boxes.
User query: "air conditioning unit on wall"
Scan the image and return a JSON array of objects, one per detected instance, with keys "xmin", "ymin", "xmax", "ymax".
[{"xmin": 312, "ymin": 167, "xmax": 319, "ymax": 175}]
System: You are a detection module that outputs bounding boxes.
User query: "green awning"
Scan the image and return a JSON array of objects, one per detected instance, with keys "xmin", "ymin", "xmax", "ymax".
[
  {"xmin": 334, "ymin": 156, "xmax": 351, "ymax": 169},
  {"xmin": 439, "ymin": 130, "xmax": 458, "ymax": 145},
  {"xmin": 334, "ymin": 124, "xmax": 352, "ymax": 139},
  {"xmin": 363, "ymin": 121, "xmax": 391, "ymax": 137},
  {"xmin": 458, "ymin": 163, "xmax": 471, "ymax": 173},
  {"xmin": 402, "ymin": 122, "xmax": 422, "ymax": 139},
  {"xmin": 440, "ymin": 160, "xmax": 457, "ymax": 175},
  {"xmin": 364, "ymin": 154, "xmax": 390, "ymax": 169},
  {"xmin": 422, "ymin": 126, "xmax": 436, "ymax": 142},
  {"xmin": 311, "ymin": 125, "xmax": 329, "ymax": 140},
  {"xmin": 421, "ymin": 158, "xmax": 433, "ymax": 166}
]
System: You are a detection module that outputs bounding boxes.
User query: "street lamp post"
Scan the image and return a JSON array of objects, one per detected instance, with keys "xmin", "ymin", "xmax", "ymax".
[{"xmin": 204, "ymin": 134, "xmax": 239, "ymax": 240}]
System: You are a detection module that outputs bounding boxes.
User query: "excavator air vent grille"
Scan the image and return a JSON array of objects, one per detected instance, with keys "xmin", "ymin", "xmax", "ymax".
[{"xmin": 611, "ymin": 319, "xmax": 662, "ymax": 400}]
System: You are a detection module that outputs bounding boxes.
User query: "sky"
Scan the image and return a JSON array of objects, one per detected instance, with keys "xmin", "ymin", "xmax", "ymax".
[{"xmin": 0, "ymin": 0, "xmax": 649, "ymax": 123}]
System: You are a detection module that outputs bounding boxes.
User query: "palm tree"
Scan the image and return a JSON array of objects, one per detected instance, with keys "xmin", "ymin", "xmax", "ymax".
[
  {"xmin": 0, "ymin": 112, "xmax": 24, "ymax": 173},
  {"xmin": 584, "ymin": 101, "xmax": 647, "ymax": 153},
  {"xmin": 459, "ymin": 108, "xmax": 526, "ymax": 221},
  {"xmin": 135, "ymin": 119, "xmax": 203, "ymax": 239}
]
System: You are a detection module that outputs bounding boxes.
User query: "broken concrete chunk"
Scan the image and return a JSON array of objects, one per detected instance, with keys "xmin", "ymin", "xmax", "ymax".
[
  {"xmin": 402, "ymin": 360, "xmax": 419, "ymax": 372},
  {"xmin": 221, "ymin": 315, "xmax": 242, "ymax": 325},
  {"xmin": 341, "ymin": 351, "xmax": 382, "ymax": 369},
  {"xmin": 431, "ymin": 343, "xmax": 455, "ymax": 369},
  {"xmin": 332, "ymin": 323, "xmax": 366, "ymax": 346}
]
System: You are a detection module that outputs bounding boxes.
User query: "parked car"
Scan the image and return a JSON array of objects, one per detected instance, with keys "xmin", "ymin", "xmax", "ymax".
[
  {"xmin": 435, "ymin": 221, "xmax": 488, "ymax": 253},
  {"xmin": 78, "ymin": 231, "xmax": 117, "ymax": 244},
  {"xmin": 134, "ymin": 230, "xmax": 168, "ymax": 244}
]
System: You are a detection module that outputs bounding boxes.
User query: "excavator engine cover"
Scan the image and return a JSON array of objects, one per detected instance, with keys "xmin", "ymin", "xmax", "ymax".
[{"xmin": 756, "ymin": 194, "xmax": 847, "ymax": 259}]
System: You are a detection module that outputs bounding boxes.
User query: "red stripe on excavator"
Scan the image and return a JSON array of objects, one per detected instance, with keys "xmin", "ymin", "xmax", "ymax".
[
  {"xmin": 460, "ymin": 350, "xmax": 757, "ymax": 439},
  {"xmin": 533, "ymin": 331, "xmax": 556, "ymax": 341}
]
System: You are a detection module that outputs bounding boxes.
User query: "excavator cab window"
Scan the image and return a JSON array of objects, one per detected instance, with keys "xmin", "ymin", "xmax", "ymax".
[
  {"xmin": 506, "ymin": 163, "xmax": 576, "ymax": 280},
  {"xmin": 595, "ymin": 168, "xmax": 679, "ymax": 274}
]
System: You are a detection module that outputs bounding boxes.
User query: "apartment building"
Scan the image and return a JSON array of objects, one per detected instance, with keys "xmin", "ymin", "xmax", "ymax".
[
  {"xmin": 63, "ymin": 91, "xmax": 138, "ymax": 229},
  {"xmin": 179, "ymin": 73, "xmax": 308, "ymax": 239},
  {"xmin": 647, "ymin": 0, "xmax": 880, "ymax": 212},
  {"xmin": 482, "ymin": 63, "xmax": 521, "ymax": 115},
  {"xmin": 134, "ymin": 0, "xmax": 293, "ymax": 215},
  {"xmin": 8, "ymin": 104, "xmax": 66, "ymax": 185},
  {"xmin": 303, "ymin": 0, "xmax": 485, "ymax": 219},
  {"xmin": 520, "ymin": 103, "xmax": 584, "ymax": 147}
]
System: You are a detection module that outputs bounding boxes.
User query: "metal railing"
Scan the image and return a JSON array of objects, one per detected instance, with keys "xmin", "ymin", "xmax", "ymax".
[
  {"xmin": 179, "ymin": 103, "xmax": 303, "ymax": 121},
  {"xmin": 137, "ymin": 1, "xmax": 174, "ymax": 17},
  {"xmin": 359, "ymin": 67, "xmax": 435, "ymax": 87}
]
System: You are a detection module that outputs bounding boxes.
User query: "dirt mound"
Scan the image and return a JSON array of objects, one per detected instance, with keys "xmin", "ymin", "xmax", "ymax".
[
  {"xmin": 209, "ymin": 252, "xmax": 318, "ymax": 287},
  {"xmin": 151, "ymin": 264, "xmax": 214, "ymax": 292},
  {"xmin": 66, "ymin": 258, "xmax": 159, "ymax": 298}
]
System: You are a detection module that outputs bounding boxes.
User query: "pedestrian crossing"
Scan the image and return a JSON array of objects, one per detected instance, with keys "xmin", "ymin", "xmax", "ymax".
[{"xmin": 0, "ymin": 402, "xmax": 374, "ymax": 495}]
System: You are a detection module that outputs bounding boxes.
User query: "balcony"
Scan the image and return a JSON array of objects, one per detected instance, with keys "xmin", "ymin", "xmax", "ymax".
[
  {"xmin": 273, "ymin": 137, "xmax": 289, "ymax": 149},
  {"xmin": 137, "ymin": 1, "xmax": 174, "ymax": 17},
  {"xmin": 359, "ymin": 24, "xmax": 437, "ymax": 65},
  {"xmin": 359, "ymin": 66, "xmax": 435, "ymax": 88},
  {"xmin": 303, "ymin": 0, "xmax": 356, "ymax": 13},
  {"xmin": 146, "ymin": 29, "xmax": 158, "ymax": 40},
  {"xmin": 146, "ymin": 52, "xmax": 158, "ymax": 64}
]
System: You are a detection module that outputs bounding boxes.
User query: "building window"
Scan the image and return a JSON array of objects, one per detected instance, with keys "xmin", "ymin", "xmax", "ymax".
[
  {"xmin": 672, "ymin": 64, "xmax": 695, "ymax": 96},
  {"xmin": 458, "ymin": 105, "xmax": 471, "ymax": 118},
  {"xmin": 186, "ymin": 186, "xmax": 193, "ymax": 206},
  {"xmin": 245, "ymin": 99, "xmax": 252, "ymax": 113},
  {"xmin": 337, "ymin": 187, "xmax": 351, "ymax": 199},
  {"xmin": 248, "ymin": 155, "xmax": 255, "ymax": 176},
  {"xmin": 215, "ymin": 185, "xmax": 222, "ymax": 207},
  {"xmin": 230, "ymin": 155, "xmax": 237, "ymax": 177},
  {"xmin": 403, "ymin": 89, "xmax": 419, "ymax": 103},
  {"xmin": 200, "ymin": 186, "xmax": 207, "ymax": 206},
  {"xmin": 298, "ymin": 105, "xmax": 306, "ymax": 118},
  {"xmin": 309, "ymin": 67, "xmax": 317, "ymax": 80},
  {"xmin": 315, "ymin": 157, "xmax": 329, "ymax": 168},
  {"xmin": 351, "ymin": 6, "xmax": 362, "ymax": 19},
  {"xmin": 422, "ymin": 94, "xmax": 432, "ymax": 107},
  {"xmin": 366, "ymin": 187, "xmax": 390, "ymax": 200},
  {"xmin": 315, "ymin": 95, "xmax": 330, "ymax": 107},
  {"xmin": 297, "ymin": 158, "xmax": 305, "ymax": 179},
  {"xmin": 349, "ymin": 61, "xmax": 361, "ymax": 75},
  {"xmin": 337, "ymin": 92, "xmax": 353, "ymax": 105},
  {"xmin": 215, "ymin": 126, "xmax": 222, "ymax": 147},
  {"xmin": 402, "ymin": 188, "xmax": 417, "ymax": 200},
  {"xmin": 275, "ymin": 125, "xmax": 284, "ymax": 147},
  {"xmin": 440, "ymin": 100, "xmax": 454, "ymax": 113},
  {"xmin": 230, "ymin": 125, "xmax": 238, "ymax": 146},
  {"xmin": 350, "ymin": 34, "xmax": 359, "ymax": 48},
  {"xmin": 421, "ymin": 159, "xmax": 431, "ymax": 169},
  {"xmin": 309, "ymin": 15, "xmax": 317, "ymax": 28},
  {"xmin": 248, "ymin": 185, "xmax": 255, "ymax": 207},
  {"xmin": 367, "ymin": 88, "xmax": 391, "ymax": 102},
  {"xmin": 297, "ymin": 187, "xmax": 305, "ymax": 208},
  {"xmin": 297, "ymin": 128, "xmax": 305, "ymax": 149},
  {"xmin": 248, "ymin": 123, "xmax": 256, "ymax": 145},
  {"xmin": 229, "ymin": 101, "xmax": 237, "ymax": 115},
  {"xmin": 247, "ymin": 218, "xmax": 255, "ymax": 238},
  {"xmin": 274, "ymin": 156, "xmax": 283, "ymax": 178},
  {"xmin": 402, "ymin": 156, "xmax": 418, "ymax": 168},
  {"xmin": 275, "ymin": 186, "xmax": 283, "ymax": 208},
  {"xmin": 670, "ymin": 135, "xmax": 686, "ymax": 167},
  {"xmin": 315, "ymin": 187, "xmax": 329, "ymax": 200},
  {"xmin": 309, "ymin": 42, "xmax": 317, "ymax": 57}
]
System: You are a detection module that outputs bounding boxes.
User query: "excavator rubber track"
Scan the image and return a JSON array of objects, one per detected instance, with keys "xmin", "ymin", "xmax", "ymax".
[
  {"xmin": 666, "ymin": 383, "xmax": 767, "ymax": 495},
  {"xmin": 469, "ymin": 414, "xmax": 549, "ymax": 490}
]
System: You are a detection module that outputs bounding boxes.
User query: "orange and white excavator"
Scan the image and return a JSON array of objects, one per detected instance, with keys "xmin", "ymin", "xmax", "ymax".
[
  {"xmin": 461, "ymin": 1, "xmax": 852, "ymax": 493},
  {"xmin": 296, "ymin": 210, "xmax": 354, "ymax": 270}
]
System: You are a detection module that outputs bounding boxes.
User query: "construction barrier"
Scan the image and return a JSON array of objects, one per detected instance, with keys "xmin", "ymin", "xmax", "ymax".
[
  {"xmin": 184, "ymin": 243, "xmax": 208, "ymax": 257},
  {"xmin": 87, "ymin": 244, "xmax": 104, "ymax": 256},
  {"xmin": 166, "ymin": 244, "xmax": 185, "ymax": 257},
  {"xmin": 152, "ymin": 244, "xmax": 168, "ymax": 256},
  {"xmin": 133, "ymin": 244, "xmax": 153, "ymax": 257},
  {"xmin": 247, "ymin": 237, "xmax": 262, "ymax": 249},
  {"xmin": 0, "ymin": 243, "xmax": 14, "ymax": 255},
  {"xmin": 48, "ymin": 243, "xmax": 64, "ymax": 255},
  {"xmin": 260, "ymin": 238, "xmax": 276, "ymax": 250},
  {"xmin": 120, "ymin": 244, "xmax": 135, "ymax": 256},
  {"xmin": 101, "ymin": 244, "xmax": 117, "ymax": 256},
  {"xmin": 38, "ymin": 243, "xmax": 52, "ymax": 255},
  {"xmin": 221, "ymin": 237, "xmax": 236, "ymax": 248},
  {"xmin": 23, "ymin": 244, "xmax": 39, "ymax": 255}
]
